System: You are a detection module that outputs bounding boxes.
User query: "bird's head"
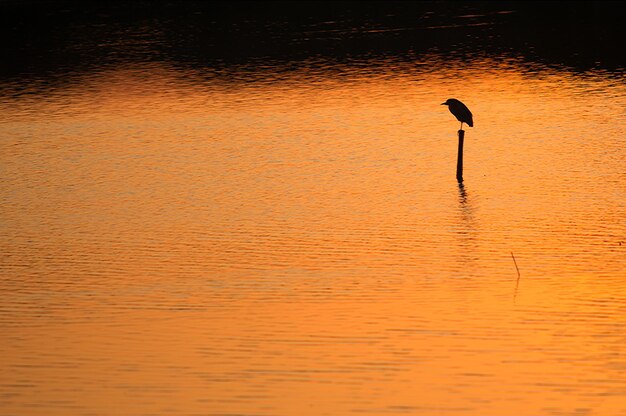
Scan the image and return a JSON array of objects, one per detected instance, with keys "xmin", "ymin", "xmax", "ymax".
[{"xmin": 441, "ymin": 99, "xmax": 454, "ymax": 106}]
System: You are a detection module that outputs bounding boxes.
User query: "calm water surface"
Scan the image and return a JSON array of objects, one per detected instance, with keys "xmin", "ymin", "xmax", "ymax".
[{"xmin": 1, "ymin": 3, "xmax": 626, "ymax": 415}]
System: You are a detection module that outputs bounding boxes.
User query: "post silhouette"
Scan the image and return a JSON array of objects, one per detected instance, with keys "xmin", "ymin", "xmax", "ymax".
[{"xmin": 456, "ymin": 129, "xmax": 464, "ymax": 182}]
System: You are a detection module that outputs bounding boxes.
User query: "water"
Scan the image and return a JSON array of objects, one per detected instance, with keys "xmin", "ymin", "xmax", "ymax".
[{"xmin": 1, "ymin": 2, "xmax": 625, "ymax": 415}]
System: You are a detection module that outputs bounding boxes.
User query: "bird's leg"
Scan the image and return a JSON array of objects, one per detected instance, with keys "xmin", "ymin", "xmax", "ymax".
[{"xmin": 460, "ymin": 122, "xmax": 464, "ymax": 131}]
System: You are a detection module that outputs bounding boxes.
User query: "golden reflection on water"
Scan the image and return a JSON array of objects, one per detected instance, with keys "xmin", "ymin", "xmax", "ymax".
[{"xmin": 1, "ymin": 57, "xmax": 626, "ymax": 415}]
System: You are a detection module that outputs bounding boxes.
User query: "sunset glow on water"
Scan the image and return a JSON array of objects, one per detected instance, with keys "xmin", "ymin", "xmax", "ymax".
[{"xmin": 1, "ymin": 2, "xmax": 625, "ymax": 415}]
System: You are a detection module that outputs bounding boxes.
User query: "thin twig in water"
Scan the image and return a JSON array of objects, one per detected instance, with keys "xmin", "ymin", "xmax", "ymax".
[
  {"xmin": 512, "ymin": 252, "xmax": 521, "ymax": 303},
  {"xmin": 511, "ymin": 252, "xmax": 521, "ymax": 279}
]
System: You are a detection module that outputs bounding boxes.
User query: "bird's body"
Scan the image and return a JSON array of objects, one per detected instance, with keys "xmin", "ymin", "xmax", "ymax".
[{"xmin": 441, "ymin": 98, "xmax": 473, "ymax": 130}]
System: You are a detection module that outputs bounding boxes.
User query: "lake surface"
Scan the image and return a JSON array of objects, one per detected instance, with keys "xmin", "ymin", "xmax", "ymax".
[{"xmin": 1, "ymin": 2, "xmax": 625, "ymax": 415}]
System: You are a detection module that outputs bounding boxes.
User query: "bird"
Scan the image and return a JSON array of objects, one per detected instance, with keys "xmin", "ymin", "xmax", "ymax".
[{"xmin": 441, "ymin": 98, "xmax": 473, "ymax": 130}]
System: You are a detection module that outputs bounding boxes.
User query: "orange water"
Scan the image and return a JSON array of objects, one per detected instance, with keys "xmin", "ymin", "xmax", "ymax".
[{"xmin": 1, "ymin": 54, "xmax": 625, "ymax": 415}]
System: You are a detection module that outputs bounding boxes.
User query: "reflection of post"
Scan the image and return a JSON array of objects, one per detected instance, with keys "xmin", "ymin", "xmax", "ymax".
[
  {"xmin": 455, "ymin": 181, "xmax": 477, "ymax": 275},
  {"xmin": 456, "ymin": 129, "xmax": 464, "ymax": 182},
  {"xmin": 457, "ymin": 181, "xmax": 467, "ymax": 205}
]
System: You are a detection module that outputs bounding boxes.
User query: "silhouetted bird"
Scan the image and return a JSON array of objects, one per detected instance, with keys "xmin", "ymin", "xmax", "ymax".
[{"xmin": 441, "ymin": 98, "xmax": 473, "ymax": 130}]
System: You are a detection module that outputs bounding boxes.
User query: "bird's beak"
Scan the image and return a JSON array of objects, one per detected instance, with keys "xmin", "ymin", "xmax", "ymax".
[{"xmin": 440, "ymin": 102, "xmax": 447, "ymax": 105}]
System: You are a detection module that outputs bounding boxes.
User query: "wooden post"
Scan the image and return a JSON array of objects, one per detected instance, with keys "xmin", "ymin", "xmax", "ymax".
[{"xmin": 456, "ymin": 129, "xmax": 464, "ymax": 182}]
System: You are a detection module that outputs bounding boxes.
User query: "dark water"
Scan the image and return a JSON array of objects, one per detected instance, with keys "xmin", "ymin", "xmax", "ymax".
[{"xmin": 1, "ymin": 2, "xmax": 625, "ymax": 415}]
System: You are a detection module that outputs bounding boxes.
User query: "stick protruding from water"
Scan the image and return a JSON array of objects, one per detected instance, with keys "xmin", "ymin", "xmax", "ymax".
[{"xmin": 511, "ymin": 252, "xmax": 521, "ymax": 279}]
